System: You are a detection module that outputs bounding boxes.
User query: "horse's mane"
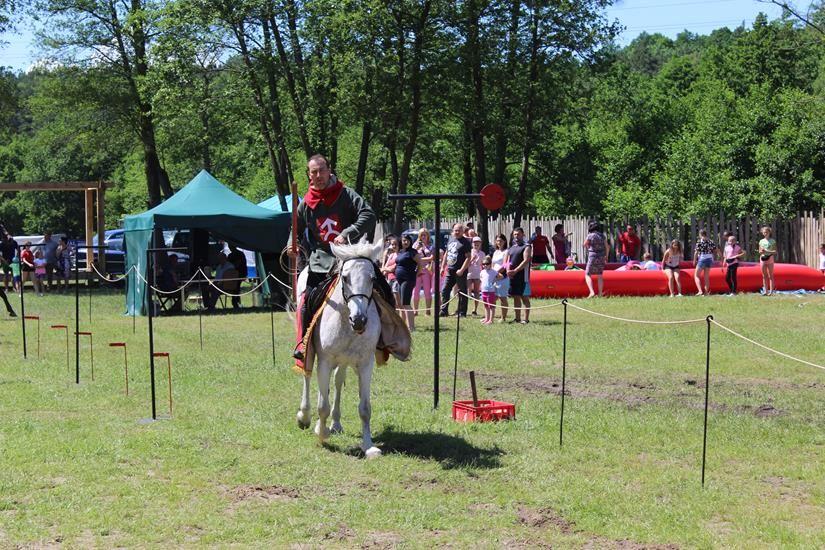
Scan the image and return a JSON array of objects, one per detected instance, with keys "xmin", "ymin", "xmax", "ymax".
[{"xmin": 331, "ymin": 240, "xmax": 383, "ymax": 263}]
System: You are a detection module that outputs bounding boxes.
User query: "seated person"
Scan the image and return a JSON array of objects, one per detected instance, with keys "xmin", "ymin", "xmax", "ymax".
[
  {"xmin": 157, "ymin": 254, "xmax": 182, "ymax": 312},
  {"xmin": 563, "ymin": 257, "xmax": 582, "ymax": 271},
  {"xmin": 641, "ymin": 252, "xmax": 660, "ymax": 270},
  {"xmin": 205, "ymin": 253, "xmax": 239, "ymax": 310}
]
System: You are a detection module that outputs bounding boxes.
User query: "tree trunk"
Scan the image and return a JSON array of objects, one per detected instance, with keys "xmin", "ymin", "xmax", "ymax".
[
  {"xmin": 467, "ymin": 2, "xmax": 489, "ymax": 246},
  {"xmin": 514, "ymin": 2, "xmax": 540, "ymax": 228},
  {"xmin": 269, "ymin": 9, "xmax": 313, "ymax": 159},
  {"xmin": 355, "ymin": 121, "xmax": 372, "ymax": 195},
  {"xmin": 329, "ymin": 51, "xmax": 339, "ymax": 171},
  {"xmin": 493, "ymin": 0, "xmax": 521, "ymax": 187},
  {"xmin": 261, "ymin": 16, "xmax": 293, "ymax": 201},
  {"xmin": 199, "ymin": 72, "xmax": 212, "ymax": 172},
  {"xmin": 233, "ymin": 22, "xmax": 288, "ymax": 211},
  {"xmin": 393, "ymin": 1, "xmax": 431, "ymax": 233}
]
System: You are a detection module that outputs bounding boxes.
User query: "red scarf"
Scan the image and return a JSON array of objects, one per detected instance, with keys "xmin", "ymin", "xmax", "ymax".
[{"xmin": 304, "ymin": 178, "xmax": 344, "ymax": 209}]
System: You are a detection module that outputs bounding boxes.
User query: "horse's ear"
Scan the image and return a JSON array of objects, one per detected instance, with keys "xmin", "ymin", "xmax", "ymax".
[{"xmin": 369, "ymin": 241, "xmax": 383, "ymax": 263}]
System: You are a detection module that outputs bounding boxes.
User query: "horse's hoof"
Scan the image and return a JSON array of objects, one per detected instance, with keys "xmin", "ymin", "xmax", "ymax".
[
  {"xmin": 315, "ymin": 422, "xmax": 330, "ymax": 442},
  {"xmin": 330, "ymin": 422, "xmax": 344, "ymax": 434},
  {"xmin": 364, "ymin": 446, "xmax": 382, "ymax": 459},
  {"xmin": 296, "ymin": 410, "xmax": 311, "ymax": 430}
]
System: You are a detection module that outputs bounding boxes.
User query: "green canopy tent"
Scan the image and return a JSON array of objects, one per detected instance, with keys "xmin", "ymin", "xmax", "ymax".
[{"xmin": 124, "ymin": 170, "xmax": 291, "ymax": 315}]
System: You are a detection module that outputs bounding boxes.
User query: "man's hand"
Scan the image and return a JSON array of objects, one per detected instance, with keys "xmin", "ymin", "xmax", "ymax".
[
  {"xmin": 287, "ymin": 248, "xmax": 299, "ymax": 258},
  {"xmin": 457, "ymin": 268, "xmax": 465, "ymax": 276},
  {"xmin": 333, "ymin": 235, "xmax": 347, "ymax": 245},
  {"xmin": 506, "ymin": 269, "xmax": 516, "ymax": 277}
]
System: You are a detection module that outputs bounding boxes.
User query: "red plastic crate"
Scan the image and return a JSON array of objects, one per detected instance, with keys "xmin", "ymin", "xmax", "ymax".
[{"xmin": 452, "ymin": 400, "xmax": 515, "ymax": 422}]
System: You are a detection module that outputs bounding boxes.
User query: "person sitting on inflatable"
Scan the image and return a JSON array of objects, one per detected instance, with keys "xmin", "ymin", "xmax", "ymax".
[{"xmin": 564, "ymin": 257, "xmax": 581, "ymax": 271}]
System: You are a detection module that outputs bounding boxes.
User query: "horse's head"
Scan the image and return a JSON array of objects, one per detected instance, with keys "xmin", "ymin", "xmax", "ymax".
[{"xmin": 331, "ymin": 240, "xmax": 383, "ymax": 334}]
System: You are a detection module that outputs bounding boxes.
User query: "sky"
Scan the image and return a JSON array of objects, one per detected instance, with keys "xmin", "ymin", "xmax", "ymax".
[{"xmin": 0, "ymin": 1, "xmax": 788, "ymax": 72}]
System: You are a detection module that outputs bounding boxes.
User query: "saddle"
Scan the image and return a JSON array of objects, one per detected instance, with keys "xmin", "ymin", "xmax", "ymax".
[{"xmin": 294, "ymin": 262, "xmax": 410, "ymax": 376}]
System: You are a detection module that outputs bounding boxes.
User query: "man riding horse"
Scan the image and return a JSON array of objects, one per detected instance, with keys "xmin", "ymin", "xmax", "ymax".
[{"xmin": 290, "ymin": 154, "xmax": 389, "ymax": 364}]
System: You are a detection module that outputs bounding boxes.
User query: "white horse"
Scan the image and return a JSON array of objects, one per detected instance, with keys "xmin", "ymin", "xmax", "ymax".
[{"xmin": 296, "ymin": 240, "xmax": 384, "ymax": 458}]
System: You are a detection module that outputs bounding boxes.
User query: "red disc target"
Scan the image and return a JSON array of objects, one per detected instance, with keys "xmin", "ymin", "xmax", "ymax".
[{"xmin": 480, "ymin": 183, "xmax": 505, "ymax": 211}]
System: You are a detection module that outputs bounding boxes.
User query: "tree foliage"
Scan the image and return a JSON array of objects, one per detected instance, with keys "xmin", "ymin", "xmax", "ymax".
[{"xmin": 1, "ymin": 3, "xmax": 825, "ymax": 238}]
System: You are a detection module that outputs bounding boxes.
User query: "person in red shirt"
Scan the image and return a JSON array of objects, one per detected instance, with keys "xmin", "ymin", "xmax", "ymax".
[
  {"xmin": 617, "ymin": 224, "xmax": 641, "ymax": 263},
  {"xmin": 529, "ymin": 226, "xmax": 551, "ymax": 265}
]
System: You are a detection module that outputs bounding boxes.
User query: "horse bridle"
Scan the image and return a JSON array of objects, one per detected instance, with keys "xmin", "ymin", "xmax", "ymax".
[{"xmin": 339, "ymin": 257, "xmax": 376, "ymax": 307}]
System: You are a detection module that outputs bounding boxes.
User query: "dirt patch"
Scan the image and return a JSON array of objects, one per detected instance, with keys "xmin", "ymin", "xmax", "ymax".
[
  {"xmin": 323, "ymin": 523, "xmax": 355, "ymax": 542},
  {"xmin": 517, "ymin": 505, "xmax": 679, "ymax": 549},
  {"xmin": 223, "ymin": 484, "xmax": 300, "ymax": 511},
  {"xmin": 361, "ymin": 530, "xmax": 403, "ymax": 548},
  {"xmin": 753, "ymin": 404, "xmax": 782, "ymax": 418},
  {"xmin": 468, "ymin": 502, "xmax": 500, "ymax": 514},
  {"xmin": 404, "ymin": 472, "xmax": 439, "ymax": 490},
  {"xmin": 517, "ymin": 506, "xmax": 574, "ymax": 534}
]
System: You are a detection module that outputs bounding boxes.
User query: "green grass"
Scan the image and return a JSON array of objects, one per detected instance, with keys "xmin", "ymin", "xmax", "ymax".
[{"xmin": 0, "ymin": 288, "xmax": 823, "ymax": 547}]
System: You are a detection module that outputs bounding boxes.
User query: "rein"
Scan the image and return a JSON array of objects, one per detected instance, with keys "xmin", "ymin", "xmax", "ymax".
[{"xmin": 338, "ymin": 257, "xmax": 376, "ymax": 307}]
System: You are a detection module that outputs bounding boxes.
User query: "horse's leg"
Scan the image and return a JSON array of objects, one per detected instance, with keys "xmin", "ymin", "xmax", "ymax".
[
  {"xmin": 356, "ymin": 361, "xmax": 381, "ymax": 458},
  {"xmin": 314, "ymin": 359, "xmax": 332, "ymax": 443},
  {"xmin": 296, "ymin": 374, "xmax": 311, "ymax": 429},
  {"xmin": 330, "ymin": 365, "xmax": 347, "ymax": 434}
]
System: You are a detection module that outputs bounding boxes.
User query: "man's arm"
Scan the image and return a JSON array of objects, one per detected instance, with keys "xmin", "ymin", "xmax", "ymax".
[{"xmin": 338, "ymin": 189, "xmax": 376, "ymax": 244}]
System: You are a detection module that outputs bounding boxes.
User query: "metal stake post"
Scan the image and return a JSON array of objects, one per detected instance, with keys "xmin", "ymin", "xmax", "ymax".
[
  {"xmin": 270, "ymin": 300, "xmax": 276, "ymax": 368},
  {"xmin": 74, "ymin": 253, "xmax": 80, "ymax": 383},
  {"xmin": 452, "ymin": 306, "xmax": 460, "ymax": 402},
  {"xmin": 560, "ymin": 299, "xmax": 568, "ymax": 447},
  {"xmin": 388, "ymin": 192, "xmax": 482, "ymax": 409},
  {"xmin": 19, "ymin": 274, "xmax": 26, "ymax": 358},
  {"xmin": 702, "ymin": 315, "xmax": 713, "ymax": 487}
]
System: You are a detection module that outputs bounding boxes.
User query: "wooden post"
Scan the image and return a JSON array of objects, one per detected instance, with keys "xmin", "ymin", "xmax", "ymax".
[
  {"xmin": 84, "ymin": 189, "xmax": 94, "ymax": 272},
  {"xmin": 96, "ymin": 184, "xmax": 106, "ymax": 273}
]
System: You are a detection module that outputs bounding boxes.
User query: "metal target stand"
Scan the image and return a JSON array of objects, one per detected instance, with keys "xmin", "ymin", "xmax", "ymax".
[{"xmin": 388, "ymin": 184, "xmax": 505, "ymax": 409}]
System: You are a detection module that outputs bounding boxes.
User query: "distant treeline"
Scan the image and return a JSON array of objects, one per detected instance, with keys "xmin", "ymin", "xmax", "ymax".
[{"xmin": 0, "ymin": 2, "xmax": 824, "ymax": 239}]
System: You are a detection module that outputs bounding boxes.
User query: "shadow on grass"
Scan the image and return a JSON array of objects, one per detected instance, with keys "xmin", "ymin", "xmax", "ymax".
[{"xmin": 325, "ymin": 425, "xmax": 504, "ymax": 469}]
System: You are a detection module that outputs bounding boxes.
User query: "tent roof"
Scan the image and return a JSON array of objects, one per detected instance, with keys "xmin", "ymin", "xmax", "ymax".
[
  {"xmin": 123, "ymin": 170, "xmax": 290, "ymax": 253},
  {"xmin": 257, "ymin": 193, "xmax": 296, "ymax": 212}
]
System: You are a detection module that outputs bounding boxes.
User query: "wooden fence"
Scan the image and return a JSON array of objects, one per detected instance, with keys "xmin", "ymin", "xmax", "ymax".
[{"xmin": 378, "ymin": 210, "xmax": 825, "ymax": 268}]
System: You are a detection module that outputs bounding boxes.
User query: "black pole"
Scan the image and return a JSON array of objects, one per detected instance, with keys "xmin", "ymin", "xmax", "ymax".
[
  {"xmin": 132, "ymin": 269, "xmax": 136, "ymax": 334},
  {"xmin": 452, "ymin": 307, "xmax": 460, "ymax": 402},
  {"xmin": 147, "ymin": 247, "xmax": 157, "ymax": 420},
  {"xmin": 560, "ymin": 299, "xmax": 568, "ymax": 447},
  {"xmin": 270, "ymin": 300, "xmax": 276, "ymax": 368},
  {"xmin": 88, "ymin": 267, "xmax": 93, "ymax": 323},
  {"xmin": 75, "ymin": 254, "xmax": 80, "ymax": 384},
  {"xmin": 20, "ymin": 274, "xmax": 26, "ymax": 358},
  {"xmin": 701, "ymin": 315, "xmax": 713, "ymax": 487},
  {"xmin": 433, "ymin": 198, "xmax": 441, "ymax": 409},
  {"xmin": 198, "ymin": 298, "xmax": 203, "ymax": 351}
]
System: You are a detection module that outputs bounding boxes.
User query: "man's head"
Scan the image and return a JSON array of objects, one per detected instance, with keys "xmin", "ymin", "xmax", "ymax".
[
  {"xmin": 452, "ymin": 224, "xmax": 464, "ymax": 239},
  {"xmin": 307, "ymin": 154, "xmax": 331, "ymax": 191},
  {"xmin": 626, "ymin": 225, "xmax": 635, "ymax": 235},
  {"xmin": 513, "ymin": 227, "xmax": 524, "ymax": 242},
  {"xmin": 44, "ymin": 231, "xmax": 52, "ymax": 241},
  {"xmin": 534, "ymin": 227, "xmax": 542, "ymax": 235}
]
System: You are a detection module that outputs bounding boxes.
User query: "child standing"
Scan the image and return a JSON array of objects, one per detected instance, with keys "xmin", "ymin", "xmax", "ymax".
[
  {"xmin": 723, "ymin": 235, "xmax": 745, "ymax": 295},
  {"xmin": 468, "ymin": 236, "xmax": 484, "ymax": 315},
  {"xmin": 10, "ymin": 251, "xmax": 21, "ymax": 294},
  {"xmin": 479, "ymin": 256, "xmax": 497, "ymax": 325},
  {"xmin": 662, "ymin": 240, "xmax": 684, "ymax": 297},
  {"xmin": 693, "ymin": 229, "xmax": 718, "ymax": 296},
  {"xmin": 34, "ymin": 249, "xmax": 47, "ymax": 296},
  {"xmin": 758, "ymin": 226, "xmax": 777, "ymax": 296}
]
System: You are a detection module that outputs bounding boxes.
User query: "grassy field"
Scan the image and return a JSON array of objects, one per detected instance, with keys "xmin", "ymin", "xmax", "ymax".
[{"xmin": 0, "ymin": 288, "xmax": 823, "ymax": 548}]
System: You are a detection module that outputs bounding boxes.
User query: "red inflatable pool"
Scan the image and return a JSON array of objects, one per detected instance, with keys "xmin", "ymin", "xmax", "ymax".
[{"xmin": 529, "ymin": 262, "xmax": 825, "ymax": 298}]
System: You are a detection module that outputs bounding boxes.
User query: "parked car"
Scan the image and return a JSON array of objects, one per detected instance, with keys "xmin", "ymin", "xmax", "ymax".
[
  {"xmin": 400, "ymin": 228, "xmax": 452, "ymax": 250},
  {"xmin": 73, "ymin": 229, "xmax": 127, "ymax": 274}
]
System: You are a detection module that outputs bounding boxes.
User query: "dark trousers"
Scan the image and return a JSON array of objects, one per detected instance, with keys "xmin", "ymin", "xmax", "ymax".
[
  {"xmin": 440, "ymin": 270, "xmax": 467, "ymax": 316},
  {"xmin": 725, "ymin": 263, "xmax": 739, "ymax": 294},
  {"xmin": 0, "ymin": 286, "xmax": 15, "ymax": 314}
]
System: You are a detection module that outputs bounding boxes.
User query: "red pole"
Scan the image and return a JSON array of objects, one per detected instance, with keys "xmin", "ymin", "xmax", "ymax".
[{"xmin": 290, "ymin": 181, "xmax": 299, "ymax": 304}]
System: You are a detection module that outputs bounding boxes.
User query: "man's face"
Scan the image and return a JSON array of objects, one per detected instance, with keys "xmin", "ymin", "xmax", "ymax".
[
  {"xmin": 452, "ymin": 224, "xmax": 463, "ymax": 238},
  {"xmin": 535, "ymin": 227, "xmax": 542, "ymax": 235},
  {"xmin": 626, "ymin": 226, "xmax": 635, "ymax": 235},
  {"xmin": 514, "ymin": 229, "xmax": 524, "ymax": 242},
  {"xmin": 45, "ymin": 232, "xmax": 52, "ymax": 240},
  {"xmin": 308, "ymin": 159, "xmax": 330, "ymax": 190}
]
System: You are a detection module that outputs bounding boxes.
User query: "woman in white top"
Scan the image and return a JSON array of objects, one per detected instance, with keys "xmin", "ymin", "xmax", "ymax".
[
  {"xmin": 661, "ymin": 240, "xmax": 684, "ymax": 297},
  {"xmin": 491, "ymin": 234, "xmax": 510, "ymax": 322}
]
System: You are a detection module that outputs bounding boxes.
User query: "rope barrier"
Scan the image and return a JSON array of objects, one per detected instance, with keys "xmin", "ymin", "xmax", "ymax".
[
  {"xmin": 89, "ymin": 262, "xmax": 135, "ymax": 283},
  {"xmin": 134, "ymin": 267, "xmax": 204, "ymax": 295},
  {"xmin": 710, "ymin": 319, "xmax": 825, "ymax": 372},
  {"xmin": 199, "ymin": 270, "xmax": 271, "ymax": 297},
  {"xmin": 456, "ymin": 291, "xmax": 564, "ymax": 310},
  {"xmin": 566, "ymin": 302, "xmax": 706, "ymax": 325}
]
